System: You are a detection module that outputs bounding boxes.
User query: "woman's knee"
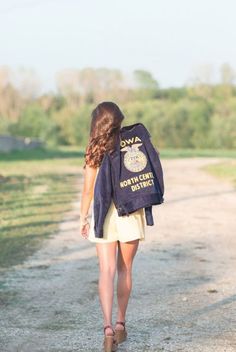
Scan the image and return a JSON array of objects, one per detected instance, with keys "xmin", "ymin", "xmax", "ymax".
[
  {"xmin": 99, "ymin": 263, "xmax": 116, "ymax": 278},
  {"xmin": 117, "ymin": 262, "xmax": 133, "ymax": 275},
  {"xmin": 96, "ymin": 242, "xmax": 117, "ymax": 278}
]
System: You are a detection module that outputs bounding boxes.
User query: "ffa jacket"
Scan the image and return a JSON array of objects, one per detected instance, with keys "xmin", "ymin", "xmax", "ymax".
[{"xmin": 93, "ymin": 123, "xmax": 164, "ymax": 237}]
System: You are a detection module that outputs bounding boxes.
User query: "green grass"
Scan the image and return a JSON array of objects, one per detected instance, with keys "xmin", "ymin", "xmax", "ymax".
[
  {"xmin": 0, "ymin": 147, "xmax": 84, "ymax": 269},
  {"xmin": 0, "ymin": 146, "xmax": 85, "ymax": 162},
  {"xmin": 159, "ymin": 148, "xmax": 236, "ymax": 158},
  {"xmin": 202, "ymin": 159, "xmax": 236, "ymax": 186}
]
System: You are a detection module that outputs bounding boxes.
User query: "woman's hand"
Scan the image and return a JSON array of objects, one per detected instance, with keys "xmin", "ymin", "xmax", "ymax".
[{"xmin": 79, "ymin": 216, "xmax": 90, "ymax": 239}]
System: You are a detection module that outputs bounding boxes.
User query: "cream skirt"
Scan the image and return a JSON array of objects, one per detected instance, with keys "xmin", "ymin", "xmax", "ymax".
[{"xmin": 88, "ymin": 199, "xmax": 145, "ymax": 243}]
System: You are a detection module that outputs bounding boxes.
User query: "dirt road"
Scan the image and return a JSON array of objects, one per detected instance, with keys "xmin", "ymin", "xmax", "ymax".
[{"xmin": 0, "ymin": 158, "xmax": 236, "ymax": 352}]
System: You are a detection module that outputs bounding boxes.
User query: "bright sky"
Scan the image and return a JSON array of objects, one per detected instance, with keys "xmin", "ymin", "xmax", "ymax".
[{"xmin": 0, "ymin": 0, "xmax": 235, "ymax": 91}]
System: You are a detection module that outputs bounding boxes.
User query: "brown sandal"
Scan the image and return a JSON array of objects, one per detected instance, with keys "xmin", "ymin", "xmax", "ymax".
[
  {"xmin": 114, "ymin": 321, "xmax": 127, "ymax": 344},
  {"xmin": 103, "ymin": 325, "xmax": 118, "ymax": 352}
]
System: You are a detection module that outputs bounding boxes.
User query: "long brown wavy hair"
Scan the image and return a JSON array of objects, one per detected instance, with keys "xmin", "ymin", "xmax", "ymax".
[{"xmin": 84, "ymin": 101, "xmax": 125, "ymax": 168}]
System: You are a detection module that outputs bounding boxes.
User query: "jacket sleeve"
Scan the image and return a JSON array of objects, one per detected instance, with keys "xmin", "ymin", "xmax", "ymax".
[
  {"xmin": 141, "ymin": 124, "xmax": 165, "ymax": 198},
  {"xmin": 148, "ymin": 140, "xmax": 164, "ymax": 197},
  {"xmin": 93, "ymin": 153, "xmax": 113, "ymax": 237}
]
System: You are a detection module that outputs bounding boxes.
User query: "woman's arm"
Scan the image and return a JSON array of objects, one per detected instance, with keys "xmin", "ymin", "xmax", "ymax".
[{"xmin": 79, "ymin": 164, "xmax": 98, "ymax": 238}]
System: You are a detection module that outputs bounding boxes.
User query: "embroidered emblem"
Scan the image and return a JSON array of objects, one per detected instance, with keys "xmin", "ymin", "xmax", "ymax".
[{"xmin": 121, "ymin": 143, "xmax": 147, "ymax": 172}]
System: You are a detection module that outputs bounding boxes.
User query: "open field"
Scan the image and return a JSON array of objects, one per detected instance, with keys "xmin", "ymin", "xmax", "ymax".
[{"xmin": 0, "ymin": 146, "xmax": 235, "ymax": 270}]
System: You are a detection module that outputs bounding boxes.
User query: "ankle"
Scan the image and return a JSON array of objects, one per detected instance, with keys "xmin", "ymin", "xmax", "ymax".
[{"xmin": 116, "ymin": 317, "xmax": 126, "ymax": 324}]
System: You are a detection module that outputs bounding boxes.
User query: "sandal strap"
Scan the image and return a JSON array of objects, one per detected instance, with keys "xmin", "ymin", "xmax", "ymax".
[
  {"xmin": 116, "ymin": 321, "xmax": 126, "ymax": 327},
  {"xmin": 103, "ymin": 324, "xmax": 115, "ymax": 335}
]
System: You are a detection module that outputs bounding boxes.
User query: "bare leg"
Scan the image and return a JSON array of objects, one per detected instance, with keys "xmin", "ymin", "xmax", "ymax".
[
  {"xmin": 116, "ymin": 239, "xmax": 139, "ymax": 328},
  {"xmin": 96, "ymin": 241, "xmax": 118, "ymax": 335}
]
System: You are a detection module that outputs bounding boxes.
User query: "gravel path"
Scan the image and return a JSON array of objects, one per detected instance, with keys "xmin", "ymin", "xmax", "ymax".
[{"xmin": 0, "ymin": 158, "xmax": 236, "ymax": 352}]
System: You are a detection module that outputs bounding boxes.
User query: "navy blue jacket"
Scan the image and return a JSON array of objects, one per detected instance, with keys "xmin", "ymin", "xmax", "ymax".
[{"xmin": 93, "ymin": 123, "xmax": 164, "ymax": 237}]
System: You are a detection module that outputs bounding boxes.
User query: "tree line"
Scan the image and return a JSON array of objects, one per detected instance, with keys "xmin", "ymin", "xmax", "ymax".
[{"xmin": 0, "ymin": 65, "xmax": 235, "ymax": 149}]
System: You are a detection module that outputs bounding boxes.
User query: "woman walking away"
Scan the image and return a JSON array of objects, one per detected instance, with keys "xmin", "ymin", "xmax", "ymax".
[{"xmin": 79, "ymin": 102, "xmax": 145, "ymax": 351}]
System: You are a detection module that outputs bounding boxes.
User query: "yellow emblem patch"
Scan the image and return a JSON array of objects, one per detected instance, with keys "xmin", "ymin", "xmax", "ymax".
[{"xmin": 121, "ymin": 143, "xmax": 147, "ymax": 173}]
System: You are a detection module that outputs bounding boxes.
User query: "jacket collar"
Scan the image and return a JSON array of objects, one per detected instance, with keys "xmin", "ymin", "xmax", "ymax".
[
  {"xmin": 111, "ymin": 122, "xmax": 145, "ymax": 157},
  {"xmin": 120, "ymin": 122, "xmax": 143, "ymax": 134}
]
